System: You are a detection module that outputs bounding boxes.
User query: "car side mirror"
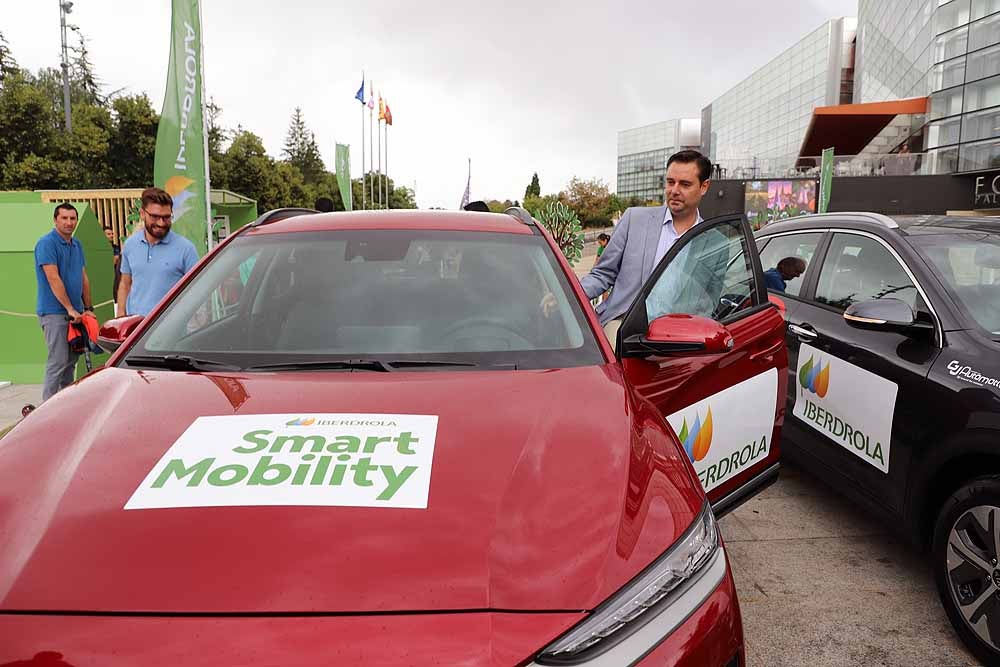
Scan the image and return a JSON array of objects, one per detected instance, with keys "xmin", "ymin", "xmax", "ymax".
[
  {"xmin": 97, "ymin": 315, "xmax": 144, "ymax": 354},
  {"xmin": 843, "ymin": 298, "xmax": 933, "ymax": 334},
  {"xmin": 621, "ymin": 314, "xmax": 735, "ymax": 358}
]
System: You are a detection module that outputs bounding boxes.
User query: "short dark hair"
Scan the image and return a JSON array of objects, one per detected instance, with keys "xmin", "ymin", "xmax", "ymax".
[
  {"xmin": 598, "ymin": 233, "xmax": 611, "ymax": 242},
  {"xmin": 53, "ymin": 202, "xmax": 77, "ymax": 219},
  {"xmin": 667, "ymin": 150, "xmax": 712, "ymax": 183},
  {"xmin": 141, "ymin": 187, "xmax": 173, "ymax": 209}
]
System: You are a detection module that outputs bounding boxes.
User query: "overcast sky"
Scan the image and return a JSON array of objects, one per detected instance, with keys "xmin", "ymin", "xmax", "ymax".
[{"xmin": 6, "ymin": 0, "xmax": 857, "ymax": 209}]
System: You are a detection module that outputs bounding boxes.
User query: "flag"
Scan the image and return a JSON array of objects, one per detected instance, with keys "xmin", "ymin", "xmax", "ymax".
[
  {"xmin": 336, "ymin": 143, "xmax": 352, "ymax": 212},
  {"xmin": 819, "ymin": 147, "xmax": 834, "ymax": 214},
  {"xmin": 385, "ymin": 101, "xmax": 393, "ymax": 126},
  {"xmin": 378, "ymin": 94, "xmax": 385, "ymax": 122},
  {"xmin": 154, "ymin": 0, "xmax": 210, "ymax": 256},
  {"xmin": 367, "ymin": 82, "xmax": 374, "ymax": 110},
  {"xmin": 355, "ymin": 74, "xmax": 365, "ymax": 104},
  {"xmin": 459, "ymin": 159, "xmax": 471, "ymax": 209}
]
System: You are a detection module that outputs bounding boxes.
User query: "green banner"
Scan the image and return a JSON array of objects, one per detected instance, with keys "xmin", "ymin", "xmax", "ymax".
[
  {"xmin": 154, "ymin": 0, "xmax": 210, "ymax": 256},
  {"xmin": 819, "ymin": 147, "xmax": 834, "ymax": 214},
  {"xmin": 336, "ymin": 143, "xmax": 352, "ymax": 211}
]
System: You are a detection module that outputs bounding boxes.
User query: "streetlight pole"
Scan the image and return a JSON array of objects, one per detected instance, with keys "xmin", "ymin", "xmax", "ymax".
[{"xmin": 59, "ymin": 0, "xmax": 73, "ymax": 132}]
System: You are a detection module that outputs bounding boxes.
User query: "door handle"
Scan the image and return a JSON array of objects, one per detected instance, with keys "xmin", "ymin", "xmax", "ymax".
[
  {"xmin": 788, "ymin": 323, "xmax": 818, "ymax": 340},
  {"xmin": 749, "ymin": 340, "xmax": 784, "ymax": 363}
]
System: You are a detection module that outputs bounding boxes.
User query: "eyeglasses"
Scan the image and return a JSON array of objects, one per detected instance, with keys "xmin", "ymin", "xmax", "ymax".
[{"xmin": 143, "ymin": 209, "xmax": 173, "ymax": 223}]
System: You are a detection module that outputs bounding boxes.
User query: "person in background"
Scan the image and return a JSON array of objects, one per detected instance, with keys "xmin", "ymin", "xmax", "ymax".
[
  {"xmin": 763, "ymin": 257, "xmax": 807, "ymax": 293},
  {"xmin": 596, "ymin": 233, "xmax": 610, "ymax": 260},
  {"xmin": 117, "ymin": 187, "xmax": 199, "ymax": 317},
  {"xmin": 35, "ymin": 202, "xmax": 92, "ymax": 401}
]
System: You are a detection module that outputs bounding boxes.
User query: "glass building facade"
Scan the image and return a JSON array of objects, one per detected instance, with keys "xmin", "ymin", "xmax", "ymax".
[
  {"xmin": 705, "ymin": 18, "xmax": 857, "ymax": 176},
  {"xmin": 858, "ymin": 0, "xmax": 1000, "ymax": 172},
  {"xmin": 616, "ymin": 119, "xmax": 700, "ymax": 203}
]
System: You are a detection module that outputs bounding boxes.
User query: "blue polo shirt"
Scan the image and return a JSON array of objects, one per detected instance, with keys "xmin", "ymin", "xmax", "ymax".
[
  {"xmin": 35, "ymin": 229, "xmax": 86, "ymax": 316},
  {"xmin": 763, "ymin": 267, "xmax": 786, "ymax": 291},
  {"xmin": 121, "ymin": 229, "xmax": 199, "ymax": 316}
]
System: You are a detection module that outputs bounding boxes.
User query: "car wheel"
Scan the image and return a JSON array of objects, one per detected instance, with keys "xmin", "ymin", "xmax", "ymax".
[{"xmin": 933, "ymin": 476, "xmax": 1000, "ymax": 666}]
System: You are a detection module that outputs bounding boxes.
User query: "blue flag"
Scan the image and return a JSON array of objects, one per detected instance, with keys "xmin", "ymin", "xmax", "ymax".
[{"xmin": 355, "ymin": 75, "xmax": 365, "ymax": 104}]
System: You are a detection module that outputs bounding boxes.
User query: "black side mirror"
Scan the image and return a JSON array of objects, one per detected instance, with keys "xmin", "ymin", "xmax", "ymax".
[{"xmin": 843, "ymin": 298, "xmax": 933, "ymax": 334}]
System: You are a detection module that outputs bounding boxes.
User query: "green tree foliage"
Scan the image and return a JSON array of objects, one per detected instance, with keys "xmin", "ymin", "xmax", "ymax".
[
  {"xmin": 0, "ymin": 37, "xmax": 415, "ymax": 211},
  {"xmin": 524, "ymin": 172, "xmax": 540, "ymax": 201},
  {"xmin": 523, "ymin": 193, "xmax": 559, "ymax": 219},
  {"xmin": 0, "ymin": 31, "xmax": 18, "ymax": 86},
  {"xmin": 559, "ymin": 177, "xmax": 614, "ymax": 228},
  {"xmin": 107, "ymin": 94, "xmax": 158, "ymax": 187},
  {"xmin": 282, "ymin": 107, "xmax": 326, "ymax": 185},
  {"xmin": 536, "ymin": 201, "xmax": 585, "ymax": 266}
]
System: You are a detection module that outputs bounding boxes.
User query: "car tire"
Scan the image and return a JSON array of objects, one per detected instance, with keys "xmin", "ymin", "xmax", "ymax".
[{"xmin": 933, "ymin": 475, "xmax": 1000, "ymax": 667}]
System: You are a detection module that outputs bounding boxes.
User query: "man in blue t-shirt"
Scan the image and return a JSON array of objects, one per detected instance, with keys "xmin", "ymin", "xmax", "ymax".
[
  {"xmin": 116, "ymin": 187, "xmax": 199, "ymax": 317},
  {"xmin": 35, "ymin": 202, "xmax": 93, "ymax": 400},
  {"xmin": 763, "ymin": 257, "xmax": 807, "ymax": 293}
]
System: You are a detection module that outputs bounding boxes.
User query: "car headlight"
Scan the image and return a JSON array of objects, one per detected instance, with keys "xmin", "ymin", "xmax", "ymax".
[{"xmin": 535, "ymin": 503, "xmax": 721, "ymax": 664}]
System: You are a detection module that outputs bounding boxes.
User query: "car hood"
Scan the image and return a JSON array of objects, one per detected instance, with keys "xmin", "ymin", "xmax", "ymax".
[{"xmin": 0, "ymin": 366, "xmax": 702, "ymax": 614}]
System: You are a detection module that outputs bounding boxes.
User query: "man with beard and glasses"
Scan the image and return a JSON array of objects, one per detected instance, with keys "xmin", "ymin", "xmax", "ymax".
[{"xmin": 116, "ymin": 187, "xmax": 199, "ymax": 317}]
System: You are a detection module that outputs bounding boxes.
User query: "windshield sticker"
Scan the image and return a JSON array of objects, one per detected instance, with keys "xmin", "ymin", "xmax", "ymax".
[
  {"xmin": 125, "ymin": 414, "xmax": 438, "ymax": 510},
  {"xmin": 792, "ymin": 344, "xmax": 897, "ymax": 473},
  {"xmin": 947, "ymin": 361, "xmax": 1000, "ymax": 389},
  {"xmin": 666, "ymin": 368, "xmax": 778, "ymax": 492}
]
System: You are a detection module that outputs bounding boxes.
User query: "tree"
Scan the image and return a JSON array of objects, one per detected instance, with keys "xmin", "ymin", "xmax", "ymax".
[
  {"xmin": 0, "ymin": 73, "xmax": 60, "ymax": 187},
  {"xmin": 560, "ymin": 177, "xmax": 613, "ymax": 228},
  {"xmin": 68, "ymin": 27, "xmax": 102, "ymax": 106},
  {"xmin": 223, "ymin": 130, "xmax": 282, "ymax": 211},
  {"xmin": 282, "ymin": 107, "xmax": 325, "ymax": 184},
  {"xmin": 536, "ymin": 201, "xmax": 584, "ymax": 266},
  {"xmin": 524, "ymin": 172, "xmax": 540, "ymax": 201},
  {"xmin": 0, "ymin": 31, "xmax": 18, "ymax": 86},
  {"xmin": 106, "ymin": 94, "xmax": 158, "ymax": 187},
  {"xmin": 523, "ymin": 193, "xmax": 559, "ymax": 219},
  {"xmin": 206, "ymin": 98, "xmax": 229, "ymax": 189}
]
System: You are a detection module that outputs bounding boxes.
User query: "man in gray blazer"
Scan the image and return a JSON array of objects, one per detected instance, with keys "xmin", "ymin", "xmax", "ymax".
[{"xmin": 580, "ymin": 150, "xmax": 713, "ymax": 339}]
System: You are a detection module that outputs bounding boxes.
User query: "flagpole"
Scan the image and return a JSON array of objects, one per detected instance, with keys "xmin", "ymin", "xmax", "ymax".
[
  {"xmin": 198, "ymin": 0, "xmax": 213, "ymax": 251},
  {"xmin": 377, "ymin": 114, "xmax": 383, "ymax": 209},
  {"xmin": 360, "ymin": 100, "xmax": 366, "ymax": 210},
  {"xmin": 385, "ymin": 124, "xmax": 389, "ymax": 209},
  {"xmin": 369, "ymin": 98, "xmax": 374, "ymax": 208}
]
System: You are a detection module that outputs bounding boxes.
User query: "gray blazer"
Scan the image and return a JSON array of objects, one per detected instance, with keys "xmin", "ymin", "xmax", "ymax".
[{"xmin": 580, "ymin": 206, "xmax": 672, "ymax": 324}]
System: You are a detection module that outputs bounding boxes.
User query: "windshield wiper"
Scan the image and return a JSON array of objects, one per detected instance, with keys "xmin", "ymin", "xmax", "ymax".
[
  {"xmin": 245, "ymin": 359, "xmax": 395, "ymax": 372},
  {"xmin": 124, "ymin": 354, "xmax": 243, "ymax": 372},
  {"xmin": 245, "ymin": 359, "xmax": 480, "ymax": 372}
]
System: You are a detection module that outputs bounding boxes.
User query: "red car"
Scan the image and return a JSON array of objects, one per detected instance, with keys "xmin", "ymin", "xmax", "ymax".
[{"xmin": 0, "ymin": 208, "xmax": 786, "ymax": 666}]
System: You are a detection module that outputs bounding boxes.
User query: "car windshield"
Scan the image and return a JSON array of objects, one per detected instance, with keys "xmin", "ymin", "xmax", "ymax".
[
  {"xmin": 124, "ymin": 228, "xmax": 602, "ymax": 370},
  {"xmin": 912, "ymin": 231, "xmax": 1000, "ymax": 337}
]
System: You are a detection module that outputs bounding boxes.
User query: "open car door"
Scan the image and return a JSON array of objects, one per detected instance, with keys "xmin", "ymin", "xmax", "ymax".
[{"xmin": 617, "ymin": 213, "xmax": 787, "ymax": 516}]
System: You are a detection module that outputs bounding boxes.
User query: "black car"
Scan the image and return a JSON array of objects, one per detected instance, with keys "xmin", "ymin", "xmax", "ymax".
[{"xmin": 756, "ymin": 212, "xmax": 1000, "ymax": 665}]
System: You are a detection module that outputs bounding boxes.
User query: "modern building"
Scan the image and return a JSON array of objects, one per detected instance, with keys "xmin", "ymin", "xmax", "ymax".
[
  {"xmin": 856, "ymin": 0, "xmax": 1000, "ymax": 174},
  {"xmin": 616, "ymin": 118, "xmax": 701, "ymax": 203},
  {"xmin": 702, "ymin": 18, "xmax": 857, "ymax": 179}
]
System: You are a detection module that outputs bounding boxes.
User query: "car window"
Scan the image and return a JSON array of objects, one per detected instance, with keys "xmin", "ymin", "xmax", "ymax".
[
  {"xmin": 815, "ymin": 233, "xmax": 925, "ymax": 312},
  {"xmin": 133, "ymin": 229, "xmax": 603, "ymax": 370},
  {"xmin": 913, "ymin": 231, "xmax": 1000, "ymax": 335},
  {"xmin": 756, "ymin": 232, "xmax": 823, "ymax": 297},
  {"xmin": 645, "ymin": 218, "xmax": 758, "ymax": 323}
]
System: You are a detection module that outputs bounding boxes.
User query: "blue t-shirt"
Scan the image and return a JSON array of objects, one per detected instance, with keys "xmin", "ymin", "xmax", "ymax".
[
  {"xmin": 35, "ymin": 229, "xmax": 86, "ymax": 316},
  {"xmin": 120, "ymin": 230, "xmax": 199, "ymax": 316},
  {"xmin": 763, "ymin": 267, "xmax": 786, "ymax": 292}
]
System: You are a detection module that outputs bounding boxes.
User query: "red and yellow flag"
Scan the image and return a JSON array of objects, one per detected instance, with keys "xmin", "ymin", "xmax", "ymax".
[
  {"xmin": 378, "ymin": 94, "xmax": 386, "ymax": 122},
  {"xmin": 385, "ymin": 101, "xmax": 393, "ymax": 126}
]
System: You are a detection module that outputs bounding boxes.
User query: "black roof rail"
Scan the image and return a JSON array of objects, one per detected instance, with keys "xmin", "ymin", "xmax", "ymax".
[{"xmin": 249, "ymin": 207, "xmax": 320, "ymax": 228}]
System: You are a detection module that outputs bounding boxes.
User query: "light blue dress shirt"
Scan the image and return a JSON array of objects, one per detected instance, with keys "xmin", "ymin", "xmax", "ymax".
[{"xmin": 653, "ymin": 208, "xmax": 704, "ymax": 268}]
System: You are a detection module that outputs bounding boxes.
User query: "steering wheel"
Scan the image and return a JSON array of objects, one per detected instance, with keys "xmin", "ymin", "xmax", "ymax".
[{"xmin": 438, "ymin": 317, "xmax": 534, "ymax": 350}]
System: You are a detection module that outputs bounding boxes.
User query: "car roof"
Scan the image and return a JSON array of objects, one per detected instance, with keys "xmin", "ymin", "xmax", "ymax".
[
  {"xmin": 246, "ymin": 209, "xmax": 536, "ymax": 236},
  {"xmin": 758, "ymin": 212, "xmax": 1000, "ymax": 238}
]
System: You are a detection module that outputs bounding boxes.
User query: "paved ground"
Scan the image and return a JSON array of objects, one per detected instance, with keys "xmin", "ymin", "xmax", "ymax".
[
  {"xmin": 721, "ymin": 463, "xmax": 980, "ymax": 666},
  {"xmin": 0, "ymin": 383, "xmax": 42, "ymax": 434}
]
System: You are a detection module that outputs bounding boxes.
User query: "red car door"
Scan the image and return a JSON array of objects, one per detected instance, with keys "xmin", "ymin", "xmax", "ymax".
[{"xmin": 617, "ymin": 213, "xmax": 787, "ymax": 514}]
